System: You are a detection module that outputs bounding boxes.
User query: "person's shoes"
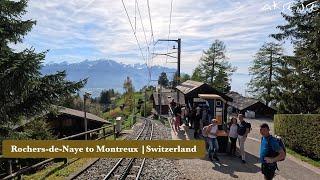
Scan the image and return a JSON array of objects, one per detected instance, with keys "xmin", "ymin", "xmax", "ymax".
[
  {"xmin": 214, "ymin": 156, "xmax": 220, "ymax": 161},
  {"xmin": 242, "ymin": 160, "xmax": 246, "ymax": 164}
]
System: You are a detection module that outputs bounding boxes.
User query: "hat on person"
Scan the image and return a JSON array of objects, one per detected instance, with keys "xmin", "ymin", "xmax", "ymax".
[{"xmin": 211, "ymin": 119, "xmax": 218, "ymax": 123}]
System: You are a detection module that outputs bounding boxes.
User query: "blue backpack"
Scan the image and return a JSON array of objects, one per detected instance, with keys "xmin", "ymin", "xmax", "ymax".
[{"xmin": 266, "ymin": 135, "xmax": 286, "ymax": 161}]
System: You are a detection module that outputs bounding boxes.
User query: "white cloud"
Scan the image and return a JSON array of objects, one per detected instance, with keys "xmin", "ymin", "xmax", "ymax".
[{"xmin": 14, "ymin": 0, "xmax": 293, "ymax": 74}]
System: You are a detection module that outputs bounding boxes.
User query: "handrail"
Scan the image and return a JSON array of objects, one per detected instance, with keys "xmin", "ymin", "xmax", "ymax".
[
  {"xmin": 1, "ymin": 124, "xmax": 115, "ymax": 179},
  {"xmin": 165, "ymin": 106, "xmax": 175, "ymax": 131},
  {"xmin": 58, "ymin": 124, "xmax": 113, "ymax": 140}
]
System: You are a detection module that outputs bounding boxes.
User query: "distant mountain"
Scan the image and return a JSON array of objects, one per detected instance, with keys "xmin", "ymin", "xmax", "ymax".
[
  {"xmin": 41, "ymin": 59, "xmax": 251, "ymax": 97},
  {"xmin": 41, "ymin": 59, "xmax": 176, "ymax": 97}
]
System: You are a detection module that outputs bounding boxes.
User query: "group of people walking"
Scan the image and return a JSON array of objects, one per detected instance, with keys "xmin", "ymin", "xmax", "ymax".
[
  {"xmin": 170, "ymin": 100, "xmax": 211, "ymax": 138},
  {"xmin": 169, "ymin": 100, "xmax": 285, "ymax": 180}
]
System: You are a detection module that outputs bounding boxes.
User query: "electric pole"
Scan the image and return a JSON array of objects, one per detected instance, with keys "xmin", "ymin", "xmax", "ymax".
[
  {"xmin": 156, "ymin": 38, "xmax": 181, "ymax": 84},
  {"xmin": 144, "ymin": 89, "xmax": 147, "ymax": 117},
  {"xmin": 177, "ymin": 38, "xmax": 181, "ymax": 85},
  {"xmin": 83, "ymin": 92, "xmax": 91, "ymax": 140},
  {"xmin": 156, "ymin": 38, "xmax": 181, "ymax": 104},
  {"xmin": 159, "ymin": 85, "xmax": 162, "ymax": 120}
]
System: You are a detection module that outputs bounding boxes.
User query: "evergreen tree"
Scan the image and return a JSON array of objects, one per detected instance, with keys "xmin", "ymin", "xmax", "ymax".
[
  {"xmin": 272, "ymin": 0, "xmax": 320, "ymax": 113},
  {"xmin": 213, "ymin": 63, "xmax": 233, "ymax": 93},
  {"xmin": 198, "ymin": 40, "xmax": 236, "ymax": 92},
  {"xmin": 158, "ymin": 72, "xmax": 169, "ymax": 87},
  {"xmin": 180, "ymin": 73, "xmax": 191, "ymax": 83},
  {"xmin": 123, "ymin": 76, "xmax": 134, "ymax": 111},
  {"xmin": 248, "ymin": 42, "xmax": 283, "ymax": 106},
  {"xmin": 99, "ymin": 90, "xmax": 111, "ymax": 105},
  {"xmin": 191, "ymin": 66, "xmax": 204, "ymax": 82},
  {"xmin": 171, "ymin": 72, "xmax": 179, "ymax": 88},
  {"xmin": 0, "ymin": 0, "xmax": 86, "ymax": 127}
]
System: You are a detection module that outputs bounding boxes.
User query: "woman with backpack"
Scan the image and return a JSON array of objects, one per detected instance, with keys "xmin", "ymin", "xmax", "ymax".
[{"xmin": 227, "ymin": 117, "xmax": 238, "ymax": 156}]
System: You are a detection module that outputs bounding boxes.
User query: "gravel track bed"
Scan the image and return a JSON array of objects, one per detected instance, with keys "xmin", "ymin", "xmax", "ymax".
[
  {"xmin": 139, "ymin": 119, "xmax": 185, "ymax": 180},
  {"xmin": 74, "ymin": 118, "xmax": 185, "ymax": 180},
  {"xmin": 74, "ymin": 119, "xmax": 148, "ymax": 180}
]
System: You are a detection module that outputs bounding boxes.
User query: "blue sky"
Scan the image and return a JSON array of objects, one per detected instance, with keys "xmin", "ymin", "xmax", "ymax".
[{"xmin": 14, "ymin": 0, "xmax": 296, "ymax": 76}]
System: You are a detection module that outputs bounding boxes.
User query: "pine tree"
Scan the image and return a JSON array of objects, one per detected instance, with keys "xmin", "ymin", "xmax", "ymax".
[
  {"xmin": 0, "ymin": 0, "xmax": 86, "ymax": 126},
  {"xmin": 272, "ymin": 0, "xmax": 320, "ymax": 113},
  {"xmin": 158, "ymin": 72, "xmax": 169, "ymax": 87},
  {"xmin": 180, "ymin": 73, "xmax": 190, "ymax": 83},
  {"xmin": 213, "ymin": 63, "xmax": 232, "ymax": 93},
  {"xmin": 248, "ymin": 42, "xmax": 283, "ymax": 106},
  {"xmin": 198, "ymin": 40, "xmax": 235, "ymax": 92},
  {"xmin": 123, "ymin": 76, "xmax": 134, "ymax": 111},
  {"xmin": 191, "ymin": 66, "xmax": 204, "ymax": 82},
  {"xmin": 171, "ymin": 72, "xmax": 179, "ymax": 88},
  {"xmin": 99, "ymin": 90, "xmax": 111, "ymax": 105}
]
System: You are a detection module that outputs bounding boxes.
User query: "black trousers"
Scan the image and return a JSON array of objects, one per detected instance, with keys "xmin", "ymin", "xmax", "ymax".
[
  {"xmin": 190, "ymin": 116, "xmax": 194, "ymax": 128},
  {"xmin": 261, "ymin": 163, "xmax": 277, "ymax": 180},
  {"xmin": 229, "ymin": 137, "xmax": 237, "ymax": 155}
]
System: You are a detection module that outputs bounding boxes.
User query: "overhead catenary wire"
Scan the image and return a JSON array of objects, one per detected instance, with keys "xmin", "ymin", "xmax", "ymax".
[
  {"xmin": 147, "ymin": 0, "xmax": 155, "ymax": 45},
  {"xmin": 134, "ymin": 0, "xmax": 137, "ymax": 33},
  {"xmin": 162, "ymin": 0, "xmax": 174, "ymax": 80},
  {"xmin": 147, "ymin": 0, "xmax": 155, "ymax": 82},
  {"xmin": 135, "ymin": 0, "xmax": 152, "ymax": 82},
  {"xmin": 136, "ymin": 0, "xmax": 150, "ymax": 53},
  {"xmin": 166, "ymin": 0, "xmax": 174, "ymax": 63},
  {"xmin": 121, "ymin": 0, "xmax": 147, "ymax": 64}
]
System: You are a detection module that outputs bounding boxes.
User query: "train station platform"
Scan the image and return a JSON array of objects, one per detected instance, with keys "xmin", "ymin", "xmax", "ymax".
[{"xmin": 171, "ymin": 124, "xmax": 195, "ymax": 140}]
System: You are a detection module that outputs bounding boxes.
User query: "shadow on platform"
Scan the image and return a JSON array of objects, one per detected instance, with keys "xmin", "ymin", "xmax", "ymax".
[{"xmin": 209, "ymin": 152, "xmax": 261, "ymax": 178}]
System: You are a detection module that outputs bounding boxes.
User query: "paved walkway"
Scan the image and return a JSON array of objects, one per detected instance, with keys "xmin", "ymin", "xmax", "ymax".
[{"xmin": 171, "ymin": 119, "xmax": 320, "ymax": 180}]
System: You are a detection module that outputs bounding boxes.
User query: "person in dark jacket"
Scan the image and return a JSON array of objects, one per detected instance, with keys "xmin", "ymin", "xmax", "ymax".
[
  {"xmin": 173, "ymin": 103, "xmax": 182, "ymax": 132},
  {"xmin": 190, "ymin": 103, "xmax": 197, "ymax": 129},
  {"xmin": 194, "ymin": 105, "xmax": 201, "ymax": 138}
]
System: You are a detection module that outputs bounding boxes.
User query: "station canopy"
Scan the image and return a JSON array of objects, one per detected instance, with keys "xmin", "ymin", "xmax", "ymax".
[{"xmin": 198, "ymin": 94, "xmax": 226, "ymax": 103}]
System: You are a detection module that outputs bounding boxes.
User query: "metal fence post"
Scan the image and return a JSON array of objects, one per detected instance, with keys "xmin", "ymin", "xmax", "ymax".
[
  {"xmin": 113, "ymin": 124, "xmax": 116, "ymax": 140},
  {"xmin": 63, "ymin": 158, "xmax": 68, "ymax": 164},
  {"xmin": 8, "ymin": 159, "xmax": 12, "ymax": 175}
]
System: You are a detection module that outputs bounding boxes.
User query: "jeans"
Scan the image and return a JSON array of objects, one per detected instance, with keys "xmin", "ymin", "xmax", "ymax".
[
  {"xmin": 208, "ymin": 137, "xmax": 219, "ymax": 157},
  {"xmin": 229, "ymin": 137, "xmax": 237, "ymax": 155},
  {"xmin": 238, "ymin": 135, "xmax": 247, "ymax": 160}
]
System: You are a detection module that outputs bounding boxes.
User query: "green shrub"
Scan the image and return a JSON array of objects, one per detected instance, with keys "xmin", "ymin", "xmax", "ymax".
[
  {"xmin": 140, "ymin": 101, "xmax": 152, "ymax": 117},
  {"xmin": 274, "ymin": 114, "xmax": 320, "ymax": 160}
]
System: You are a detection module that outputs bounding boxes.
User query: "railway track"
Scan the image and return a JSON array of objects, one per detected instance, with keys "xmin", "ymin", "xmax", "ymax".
[
  {"xmin": 103, "ymin": 118, "xmax": 153, "ymax": 180},
  {"xmin": 71, "ymin": 117, "xmax": 154, "ymax": 180}
]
